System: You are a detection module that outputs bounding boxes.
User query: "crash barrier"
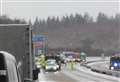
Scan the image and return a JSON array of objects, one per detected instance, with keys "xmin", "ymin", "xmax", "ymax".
[
  {"xmin": 81, "ymin": 60, "xmax": 120, "ymax": 77},
  {"xmin": 80, "ymin": 64, "xmax": 91, "ymax": 69},
  {"xmin": 80, "ymin": 60, "xmax": 103, "ymax": 69},
  {"xmin": 90, "ymin": 66, "xmax": 120, "ymax": 77}
]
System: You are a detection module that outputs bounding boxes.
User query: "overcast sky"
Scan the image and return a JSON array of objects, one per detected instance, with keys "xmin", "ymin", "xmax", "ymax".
[{"xmin": 1, "ymin": 0, "xmax": 120, "ymax": 22}]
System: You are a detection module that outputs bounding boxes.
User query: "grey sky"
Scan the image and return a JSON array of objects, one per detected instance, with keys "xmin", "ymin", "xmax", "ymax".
[{"xmin": 1, "ymin": 0, "xmax": 120, "ymax": 22}]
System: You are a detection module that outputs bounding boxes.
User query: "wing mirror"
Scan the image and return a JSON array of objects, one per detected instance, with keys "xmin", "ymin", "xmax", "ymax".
[{"xmin": 17, "ymin": 61, "xmax": 22, "ymax": 69}]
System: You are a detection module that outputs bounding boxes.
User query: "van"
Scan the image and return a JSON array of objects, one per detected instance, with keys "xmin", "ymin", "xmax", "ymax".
[{"xmin": 0, "ymin": 51, "xmax": 33, "ymax": 82}]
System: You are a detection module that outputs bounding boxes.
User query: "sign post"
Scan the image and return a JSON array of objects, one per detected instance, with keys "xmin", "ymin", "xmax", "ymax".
[{"xmin": 32, "ymin": 35, "xmax": 47, "ymax": 57}]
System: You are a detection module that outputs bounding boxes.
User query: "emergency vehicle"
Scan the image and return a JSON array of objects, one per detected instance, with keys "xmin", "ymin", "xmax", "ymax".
[{"xmin": 109, "ymin": 53, "xmax": 120, "ymax": 71}]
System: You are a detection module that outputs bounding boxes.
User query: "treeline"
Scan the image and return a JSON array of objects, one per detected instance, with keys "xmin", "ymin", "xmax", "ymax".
[
  {"xmin": 33, "ymin": 13, "xmax": 120, "ymax": 33},
  {"xmin": 0, "ymin": 13, "xmax": 119, "ymax": 27},
  {"xmin": 32, "ymin": 13, "xmax": 120, "ymax": 51},
  {"xmin": 0, "ymin": 15, "xmax": 26, "ymax": 24}
]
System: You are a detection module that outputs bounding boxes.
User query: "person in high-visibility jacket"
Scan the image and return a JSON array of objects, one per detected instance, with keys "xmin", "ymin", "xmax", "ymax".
[
  {"xmin": 39, "ymin": 54, "xmax": 46, "ymax": 69},
  {"xmin": 68, "ymin": 60, "xmax": 75, "ymax": 70}
]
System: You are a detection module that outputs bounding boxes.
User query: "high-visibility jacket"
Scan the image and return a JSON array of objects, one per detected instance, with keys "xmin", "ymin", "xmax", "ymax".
[{"xmin": 39, "ymin": 55, "xmax": 45, "ymax": 66}]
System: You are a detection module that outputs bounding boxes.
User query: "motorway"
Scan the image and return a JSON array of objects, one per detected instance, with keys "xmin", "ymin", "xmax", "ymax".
[{"xmin": 36, "ymin": 57, "xmax": 120, "ymax": 82}]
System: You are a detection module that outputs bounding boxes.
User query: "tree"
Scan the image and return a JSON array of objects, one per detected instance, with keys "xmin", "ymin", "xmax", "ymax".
[
  {"xmin": 61, "ymin": 15, "xmax": 70, "ymax": 27},
  {"xmin": 83, "ymin": 13, "xmax": 93, "ymax": 23},
  {"xmin": 97, "ymin": 13, "xmax": 109, "ymax": 24},
  {"xmin": 33, "ymin": 17, "xmax": 40, "ymax": 32},
  {"xmin": 69, "ymin": 14, "xmax": 75, "ymax": 24},
  {"xmin": 0, "ymin": 15, "xmax": 26, "ymax": 24},
  {"xmin": 115, "ymin": 14, "xmax": 120, "ymax": 23}
]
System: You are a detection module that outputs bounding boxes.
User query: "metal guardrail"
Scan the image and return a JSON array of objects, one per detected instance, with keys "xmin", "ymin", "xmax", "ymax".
[
  {"xmin": 82, "ymin": 60, "xmax": 120, "ymax": 77},
  {"xmin": 80, "ymin": 64, "xmax": 91, "ymax": 69},
  {"xmin": 80, "ymin": 60, "xmax": 103, "ymax": 69},
  {"xmin": 90, "ymin": 66, "xmax": 120, "ymax": 77}
]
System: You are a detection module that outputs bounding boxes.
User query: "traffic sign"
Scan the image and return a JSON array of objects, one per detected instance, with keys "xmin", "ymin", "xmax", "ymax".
[{"xmin": 32, "ymin": 35, "xmax": 47, "ymax": 42}]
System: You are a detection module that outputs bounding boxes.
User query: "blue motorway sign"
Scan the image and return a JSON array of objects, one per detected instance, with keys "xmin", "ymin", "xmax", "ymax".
[{"xmin": 32, "ymin": 35, "xmax": 47, "ymax": 42}]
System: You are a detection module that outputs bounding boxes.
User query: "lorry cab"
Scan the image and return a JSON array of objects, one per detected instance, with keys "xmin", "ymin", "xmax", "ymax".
[
  {"xmin": 0, "ymin": 51, "xmax": 21, "ymax": 82},
  {"xmin": 0, "ymin": 51, "xmax": 20, "ymax": 82},
  {"xmin": 0, "ymin": 51, "xmax": 34, "ymax": 82}
]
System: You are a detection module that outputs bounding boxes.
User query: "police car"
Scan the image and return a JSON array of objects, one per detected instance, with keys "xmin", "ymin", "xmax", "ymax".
[{"xmin": 109, "ymin": 53, "xmax": 120, "ymax": 71}]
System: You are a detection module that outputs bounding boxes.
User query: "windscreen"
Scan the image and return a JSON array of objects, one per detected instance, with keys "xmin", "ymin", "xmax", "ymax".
[{"xmin": 0, "ymin": 53, "xmax": 7, "ymax": 82}]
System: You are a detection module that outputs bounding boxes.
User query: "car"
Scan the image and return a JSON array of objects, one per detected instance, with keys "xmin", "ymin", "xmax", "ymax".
[{"xmin": 45, "ymin": 59, "xmax": 59, "ymax": 72}]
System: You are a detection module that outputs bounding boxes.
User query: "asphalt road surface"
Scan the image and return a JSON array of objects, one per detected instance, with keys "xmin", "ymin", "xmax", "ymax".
[{"xmin": 36, "ymin": 63, "xmax": 120, "ymax": 82}]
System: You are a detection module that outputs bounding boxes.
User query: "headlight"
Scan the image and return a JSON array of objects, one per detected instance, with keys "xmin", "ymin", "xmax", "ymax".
[
  {"xmin": 46, "ymin": 66, "xmax": 49, "ymax": 69},
  {"xmin": 56, "ymin": 65, "xmax": 59, "ymax": 68},
  {"xmin": 73, "ymin": 59, "xmax": 75, "ymax": 61},
  {"xmin": 53, "ymin": 67, "xmax": 57, "ymax": 70},
  {"xmin": 82, "ymin": 60, "xmax": 85, "ymax": 62},
  {"xmin": 37, "ymin": 65, "xmax": 41, "ymax": 68},
  {"xmin": 111, "ymin": 67, "xmax": 114, "ymax": 70}
]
